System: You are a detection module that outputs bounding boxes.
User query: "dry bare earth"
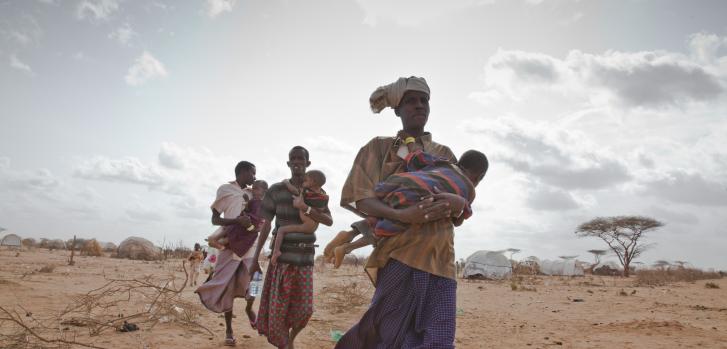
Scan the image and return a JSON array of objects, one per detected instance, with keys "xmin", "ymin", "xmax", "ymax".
[{"xmin": 1, "ymin": 250, "xmax": 725, "ymax": 348}]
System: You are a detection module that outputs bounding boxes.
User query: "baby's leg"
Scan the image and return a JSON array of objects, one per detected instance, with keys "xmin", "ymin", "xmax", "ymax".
[
  {"xmin": 271, "ymin": 230, "xmax": 285, "ymax": 265},
  {"xmin": 333, "ymin": 236, "xmax": 374, "ymax": 269},
  {"xmin": 324, "ymin": 230, "xmax": 356, "ymax": 262},
  {"xmin": 271, "ymin": 212, "xmax": 318, "ymax": 265},
  {"xmin": 207, "ymin": 229, "xmax": 228, "ymax": 250}
]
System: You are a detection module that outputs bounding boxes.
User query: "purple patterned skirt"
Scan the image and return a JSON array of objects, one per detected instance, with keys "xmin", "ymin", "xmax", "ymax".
[{"xmin": 336, "ymin": 259, "xmax": 457, "ymax": 349}]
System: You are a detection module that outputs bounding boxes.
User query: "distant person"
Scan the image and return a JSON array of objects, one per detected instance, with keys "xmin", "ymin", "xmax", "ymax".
[
  {"xmin": 187, "ymin": 243, "xmax": 204, "ymax": 286},
  {"xmin": 271, "ymin": 170, "xmax": 328, "ymax": 266},
  {"xmin": 196, "ymin": 161, "xmax": 260, "ymax": 346}
]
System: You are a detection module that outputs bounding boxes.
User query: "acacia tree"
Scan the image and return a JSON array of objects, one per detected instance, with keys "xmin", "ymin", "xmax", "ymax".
[
  {"xmin": 653, "ymin": 260, "xmax": 671, "ymax": 269},
  {"xmin": 587, "ymin": 249, "xmax": 608, "ymax": 273},
  {"xmin": 575, "ymin": 216, "xmax": 663, "ymax": 277},
  {"xmin": 506, "ymin": 248, "xmax": 521, "ymax": 262}
]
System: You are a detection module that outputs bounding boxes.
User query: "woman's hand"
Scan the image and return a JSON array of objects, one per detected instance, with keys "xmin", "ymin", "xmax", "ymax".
[
  {"xmin": 395, "ymin": 197, "xmax": 452, "ymax": 224},
  {"xmin": 249, "ymin": 260, "xmax": 262, "ymax": 275},
  {"xmin": 236, "ymin": 215, "xmax": 252, "ymax": 227},
  {"xmin": 431, "ymin": 186, "xmax": 467, "ymax": 217}
]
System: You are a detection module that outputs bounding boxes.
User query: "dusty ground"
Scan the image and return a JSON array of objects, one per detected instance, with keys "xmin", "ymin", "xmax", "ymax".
[{"xmin": 1, "ymin": 249, "xmax": 725, "ymax": 348}]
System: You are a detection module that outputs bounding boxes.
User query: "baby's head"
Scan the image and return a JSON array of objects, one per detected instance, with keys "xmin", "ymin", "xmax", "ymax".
[
  {"xmin": 303, "ymin": 170, "xmax": 326, "ymax": 191},
  {"xmin": 194, "ymin": 243, "xmax": 201, "ymax": 251},
  {"xmin": 252, "ymin": 180, "xmax": 269, "ymax": 200},
  {"xmin": 457, "ymin": 150, "xmax": 488, "ymax": 187}
]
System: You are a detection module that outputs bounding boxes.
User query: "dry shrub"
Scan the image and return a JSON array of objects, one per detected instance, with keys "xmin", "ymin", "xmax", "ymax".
[
  {"xmin": 161, "ymin": 240, "xmax": 191, "ymax": 260},
  {"xmin": 38, "ymin": 264, "xmax": 55, "ymax": 273},
  {"xmin": 512, "ymin": 262, "xmax": 538, "ymax": 275},
  {"xmin": 81, "ymin": 239, "xmax": 103, "ymax": 257},
  {"xmin": 0, "ymin": 262, "xmax": 208, "ymax": 349},
  {"xmin": 705, "ymin": 282, "xmax": 720, "ymax": 289},
  {"xmin": 339, "ymin": 254, "xmax": 364, "ymax": 267},
  {"xmin": 321, "ymin": 280, "xmax": 371, "ymax": 314},
  {"xmin": 636, "ymin": 267, "xmax": 723, "ymax": 286},
  {"xmin": 510, "ymin": 276, "xmax": 537, "ymax": 292}
]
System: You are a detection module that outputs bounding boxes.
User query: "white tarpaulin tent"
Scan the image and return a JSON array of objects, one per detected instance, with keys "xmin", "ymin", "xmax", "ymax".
[
  {"xmin": 1, "ymin": 233, "xmax": 22, "ymax": 248},
  {"xmin": 539, "ymin": 259, "xmax": 585, "ymax": 276},
  {"xmin": 463, "ymin": 250, "xmax": 512, "ymax": 279}
]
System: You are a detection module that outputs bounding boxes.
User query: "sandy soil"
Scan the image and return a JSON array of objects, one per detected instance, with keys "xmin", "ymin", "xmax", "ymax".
[{"xmin": 1, "ymin": 249, "xmax": 725, "ymax": 348}]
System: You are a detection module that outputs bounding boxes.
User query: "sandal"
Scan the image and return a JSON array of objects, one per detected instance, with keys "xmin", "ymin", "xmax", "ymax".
[
  {"xmin": 224, "ymin": 336, "xmax": 236, "ymax": 346},
  {"xmin": 249, "ymin": 319, "xmax": 257, "ymax": 330}
]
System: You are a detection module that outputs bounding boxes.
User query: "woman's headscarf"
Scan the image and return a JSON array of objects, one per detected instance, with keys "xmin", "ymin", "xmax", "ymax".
[{"xmin": 369, "ymin": 76, "xmax": 430, "ymax": 114}]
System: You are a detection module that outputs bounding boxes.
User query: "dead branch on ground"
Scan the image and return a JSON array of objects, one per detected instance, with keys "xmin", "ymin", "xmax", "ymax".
[{"xmin": 0, "ymin": 260, "xmax": 211, "ymax": 349}]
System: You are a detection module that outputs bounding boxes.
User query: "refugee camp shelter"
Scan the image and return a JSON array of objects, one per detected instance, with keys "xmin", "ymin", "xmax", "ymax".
[
  {"xmin": 1, "ymin": 233, "xmax": 22, "ymax": 249},
  {"xmin": 463, "ymin": 250, "xmax": 512, "ymax": 279},
  {"xmin": 539, "ymin": 259, "xmax": 585, "ymax": 276}
]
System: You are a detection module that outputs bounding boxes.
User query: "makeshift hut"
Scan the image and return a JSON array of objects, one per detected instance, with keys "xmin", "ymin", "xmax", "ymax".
[
  {"xmin": 102, "ymin": 242, "xmax": 118, "ymax": 252},
  {"xmin": 1, "ymin": 233, "xmax": 22, "ymax": 249},
  {"xmin": 538, "ymin": 259, "xmax": 585, "ymax": 276},
  {"xmin": 48, "ymin": 239, "xmax": 66, "ymax": 250},
  {"xmin": 463, "ymin": 250, "xmax": 512, "ymax": 279},
  {"xmin": 117, "ymin": 237, "xmax": 161, "ymax": 260}
]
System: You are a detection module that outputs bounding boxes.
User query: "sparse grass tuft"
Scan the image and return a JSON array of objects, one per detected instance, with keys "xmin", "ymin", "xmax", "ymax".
[
  {"xmin": 705, "ymin": 282, "xmax": 720, "ymax": 289},
  {"xmin": 635, "ymin": 268, "xmax": 722, "ymax": 286},
  {"xmin": 38, "ymin": 264, "xmax": 55, "ymax": 273},
  {"xmin": 322, "ymin": 280, "xmax": 371, "ymax": 314},
  {"xmin": 510, "ymin": 277, "xmax": 537, "ymax": 292}
]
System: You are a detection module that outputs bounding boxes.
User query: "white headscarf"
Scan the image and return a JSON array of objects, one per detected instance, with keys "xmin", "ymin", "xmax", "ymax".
[{"xmin": 369, "ymin": 76, "xmax": 430, "ymax": 114}]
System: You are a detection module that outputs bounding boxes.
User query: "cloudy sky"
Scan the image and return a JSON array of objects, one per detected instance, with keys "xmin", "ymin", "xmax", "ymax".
[{"xmin": 1, "ymin": 0, "xmax": 726, "ymax": 270}]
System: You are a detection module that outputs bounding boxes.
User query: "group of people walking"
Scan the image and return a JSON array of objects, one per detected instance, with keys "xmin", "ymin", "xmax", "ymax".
[{"xmin": 194, "ymin": 76, "xmax": 488, "ymax": 349}]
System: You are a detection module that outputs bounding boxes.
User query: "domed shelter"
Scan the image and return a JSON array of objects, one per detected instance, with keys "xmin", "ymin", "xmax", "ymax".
[
  {"xmin": 47, "ymin": 239, "xmax": 67, "ymax": 250},
  {"xmin": 117, "ymin": 237, "xmax": 161, "ymax": 260},
  {"xmin": 1, "ymin": 233, "xmax": 22, "ymax": 249},
  {"xmin": 463, "ymin": 250, "xmax": 512, "ymax": 280},
  {"xmin": 538, "ymin": 259, "xmax": 585, "ymax": 276},
  {"xmin": 102, "ymin": 242, "xmax": 118, "ymax": 252}
]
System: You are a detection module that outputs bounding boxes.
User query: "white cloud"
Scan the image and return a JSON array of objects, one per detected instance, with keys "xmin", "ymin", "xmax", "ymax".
[
  {"xmin": 526, "ymin": 186, "xmax": 581, "ymax": 211},
  {"xmin": 108, "ymin": 23, "xmax": 136, "ymax": 46},
  {"xmin": 1, "ymin": 15, "xmax": 42, "ymax": 46},
  {"xmin": 74, "ymin": 156, "xmax": 164, "ymax": 186},
  {"xmin": 125, "ymin": 206, "xmax": 164, "ymax": 222},
  {"xmin": 73, "ymin": 51, "xmax": 91, "ymax": 62},
  {"xmin": 1, "ymin": 168, "xmax": 59, "ymax": 192},
  {"xmin": 641, "ymin": 170, "xmax": 727, "ymax": 207},
  {"xmin": 303, "ymin": 136, "xmax": 355, "ymax": 155},
  {"xmin": 124, "ymin": 51, "xmax": 167, "ymax": 86},
  {"xmin": 465, "ymin": 116, "xmax": 632, "ymax": 190},
  {"xmin": 9, "ymin": 54, "xmax": 33, "ymax": 74},
  {"xmin": 158, "ymin": 142, "xmax": 189, "ymax": 170},
  {"xmin": 77, "ymin": 0, "xmax": 120, "ymax": 21},
  {"xmin": 8, "ymin": 31, "xmax": 31, "ymax": 45},
  {"xmin": 478, "ymin": 37, "xmax": 726, "ymax": 109},
  {"xmin": 170, "ymin": 196, "xmax": 208, "ymax": 219},
  {"xmin": 207, "ymin": 0, "xmax": 236, "ymax": 18},
  {"xmin": 355, "ymin": 0, "xmax": 494, "ymax": 27},
  {"xmin": 559, "ymin": 12, "xmax": 583, "ymax": 26},
  {"xmin": 688, "ymin": 32, "xmax": 727, "ymax": 64}
]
